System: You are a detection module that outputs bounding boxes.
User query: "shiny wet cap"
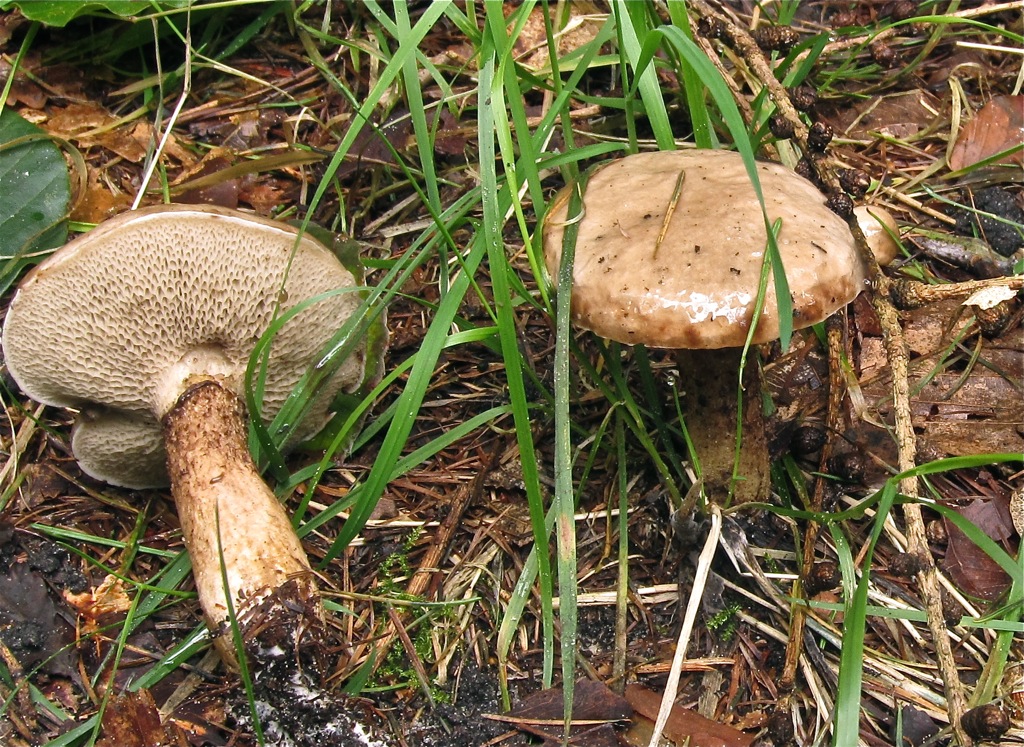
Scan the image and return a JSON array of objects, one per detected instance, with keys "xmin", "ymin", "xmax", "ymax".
[{"xmin": 542, "ymin": 150, "xmax": 867, "ymax": 349}]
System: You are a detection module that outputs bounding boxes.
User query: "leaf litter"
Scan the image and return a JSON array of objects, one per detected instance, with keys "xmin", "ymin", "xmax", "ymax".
[{"xmin": 0, "ymin": 2, "xmax": 1021, "ymax": 746}]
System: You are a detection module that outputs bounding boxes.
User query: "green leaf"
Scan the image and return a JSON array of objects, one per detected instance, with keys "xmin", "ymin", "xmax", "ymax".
[
  {"xmin": 1, "ymin": 1, "xmax": 188, "ymax": 27},
  {"xmin": 0, "ymin": 109, "xmax": 71, "ymax": 295}
]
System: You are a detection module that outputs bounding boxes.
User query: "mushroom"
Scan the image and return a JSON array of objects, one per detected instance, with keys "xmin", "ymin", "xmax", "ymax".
[
  {"xmin": 854, "ymin": 204, "xmax": 900, "ymax": 266},
  {"xmin": 2, "ymin": 204, "xmax": 379, "ymax": 659},
  {"xmin": 542, "ymin": 149, "xmax": 868, "ymax": 503}
]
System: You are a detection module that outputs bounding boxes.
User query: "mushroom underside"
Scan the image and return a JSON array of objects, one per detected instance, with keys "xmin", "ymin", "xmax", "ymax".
[{"xmin": 0, "ymin": 206, "xmax": 381, "ymax": 668}]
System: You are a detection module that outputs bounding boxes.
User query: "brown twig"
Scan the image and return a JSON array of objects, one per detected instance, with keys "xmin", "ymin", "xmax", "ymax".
[
  {"xmin": 687, "ymin": 1, "xmax": 810, "ymax": 146},
  {"xmin": 890, "ymin": 275, "xmax": 1024, "ymax": 309},
  {"xmin": 777, "ymin": 316, "xmax": 846, "ymax": 696}
]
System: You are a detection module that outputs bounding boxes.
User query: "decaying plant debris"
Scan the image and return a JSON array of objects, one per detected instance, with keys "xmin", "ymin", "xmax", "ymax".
[{"xmin": 0, "ymin": 2, "xmax": 1021, "ymax": 746}]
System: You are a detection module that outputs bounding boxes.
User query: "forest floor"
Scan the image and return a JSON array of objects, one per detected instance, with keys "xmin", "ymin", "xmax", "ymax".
[{"xmin": 0, "ymin": 2, "xmax": 1021, "ymax": 747}]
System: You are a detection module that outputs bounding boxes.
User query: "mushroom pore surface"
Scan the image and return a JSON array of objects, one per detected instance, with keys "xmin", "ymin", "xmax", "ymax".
[
  {"xmin": 1, "ymin": 205, "xmax": 367, "ymax": 488},
  {"xmin": 542, "ymin": 149, "xmax": 867, "ymax": 349}
]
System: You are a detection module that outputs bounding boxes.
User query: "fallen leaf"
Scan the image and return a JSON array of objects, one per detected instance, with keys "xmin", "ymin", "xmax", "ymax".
[
  {"xmin": 433, "ymin": 109, "xmax": 473, "ymax": 157},
  {"xmin": 47, "ymin": 102, "xmax": 115, "ymax": 135},
  {"xmin": 833, "ymin": 90, "xmax": 945, "ymax": 141},
  {"xmin": 45, "ymin": 103, "xmax": 154, "ymax": 164},
  {"xmin": 71, "ymin": 173, "xmax": 133, "ymax": 224},
  {"xmin": 949, "ymin": 96, "xmax": 1024, "ymax": 172},
  {"xmin": 21, "ymin": 463, "xmax": 75, "ymax": 506},
  {"xmin": 956, "ymin": 497, "xmax": 1015, "ymax": 542},
  {"xmin": 64, "ymin": 574, "xmax": 133, "ymax": 631},
  {"xmin": 943, "ymin": 499, "xmax": 1014, "ymax": 601},
  {"xmin": 174, "ymin": 155, "xmax": 240, "ymax": 208},
  {"xmin": 90, "ymin": 121, "xmax": 150, "ymax": 163},
  {"xmin": 855, "ymin": 298, "xmax": 1024, "ymax": 460},
  {"xmin": 891, "ymin": 704, "xmax": 940, "ymax": 746},
  {"xmin": 239, "ymin": 179, "xmax": 291, "ymax": 215},
  {"xmin": 909, "ymin": 232, "xmax": 1014, "ymax": 279},
  {"xmin": 499, "ymin": 680, "xmax": 632, "ymax": 743},
  {"xmin": 963, "ymin": 285, "xmax": 1017, "ymax": 310},
  {"xmin": 97, "ymin": 689, "xmax": 178, "ymax": 747},
  {"xmin": 8, "ymin": 77, "xmax": 47, "ymax": 109},
  {"xmin": 514, "ymin": 2, "xmax": 606, "ymax": 72},
  {"xmin": 624, "ymin": 683, "xmax": 755, "ymax": 747},
  {"xmin": 511, "ymin": 679, "xmax": 632, "ymax": 721},
  {"xmin": 0, "ymin": 561, "xmax": 77, "ymax": 676}
]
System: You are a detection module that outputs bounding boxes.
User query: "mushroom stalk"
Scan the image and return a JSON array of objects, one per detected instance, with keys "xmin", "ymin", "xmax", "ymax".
[
  {"xmin": 676, "ymin": 349, "xmax": 770, "ymax": 504},
  {"xmin": 163, "ymin": 378, "xmax": 320, "ymax": 658}
]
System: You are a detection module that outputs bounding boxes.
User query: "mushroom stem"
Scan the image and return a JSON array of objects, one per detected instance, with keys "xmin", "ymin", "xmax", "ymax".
[
  {"xmin": 676, "ymin": 348, "xmax": 770, "ymax": 504},
  {"xmin": 162, "ymin": 378, "xmax": 320, "ymax": 660}
]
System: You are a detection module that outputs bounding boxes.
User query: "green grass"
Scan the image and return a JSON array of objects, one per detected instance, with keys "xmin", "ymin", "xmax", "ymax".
[{"xmin": 1, "ymin": 2, "xmax": 1022, "ymax": 746}]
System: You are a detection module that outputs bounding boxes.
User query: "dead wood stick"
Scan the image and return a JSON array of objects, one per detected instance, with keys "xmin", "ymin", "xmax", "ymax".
[
  {"xmin": 777, "ymin": 315, "xmax": 846, "ymax": 695},
  {"xmin": 687, "ymin": 1, "xmax": 809, "ymax": 145},
  {"xmin": 870, "ymin": 291, "xmax": 971, "ymax": 745},
  {"xmin": 890, "ymin": 275, "xmax": 1024, "ymax": 309}
]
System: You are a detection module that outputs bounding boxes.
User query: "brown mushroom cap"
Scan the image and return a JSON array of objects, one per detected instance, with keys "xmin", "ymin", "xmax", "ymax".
[
  {"xmin": 542, "ymin": 150, "xmax": 867, "ymax": 349},
  {"xmin": 2, "ymin": 205, "xmax": 366, "ymax": 488}
]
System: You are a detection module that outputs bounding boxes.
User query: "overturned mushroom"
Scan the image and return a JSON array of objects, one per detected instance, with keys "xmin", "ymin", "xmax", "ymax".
[
  {"xmin": 543, "ymin": 149, "xmax": 869, "ymax": 503},
  {"xmin": 2, "ymin": 204, "xmax": 379, "ymax": 659}
]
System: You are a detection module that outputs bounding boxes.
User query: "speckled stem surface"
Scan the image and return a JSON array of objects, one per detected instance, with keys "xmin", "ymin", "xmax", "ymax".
[
  {"xmin": 676, "ymin": 348, "xmax": 769, "ymax": 505},
  {"xmin": 163, "ymin": 379, "xmax": 319, "ymax": 659}
]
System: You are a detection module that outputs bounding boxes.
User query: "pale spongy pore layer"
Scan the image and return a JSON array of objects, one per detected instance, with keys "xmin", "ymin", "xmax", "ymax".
[
  {"xmin": 543, "ymin": 149, "xmax": 867, "ymax": 349},
  {"xmin": 2, "ymin": 205, "xmax": 366, "ymax": 487}
]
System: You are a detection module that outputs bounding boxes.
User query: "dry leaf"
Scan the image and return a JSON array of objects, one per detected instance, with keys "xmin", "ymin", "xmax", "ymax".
[
  {"xmin": 963, "ymin": 284, "xmax": 1016, "ymax": 310},
  {"xmin": 47, "ymin": 102, "xmax": 115, "ymax": 135},
  {"xmin": 855, "ymin": 298, "xmax": 1024, "ymax": 459},
  {"xmin": 501, "ymin": 680, "xmax": 631, "ymax": 743},
  {"xmin": 511, "ymin": 679, "xmax": 632, "ymax": 722},
  {"xmin": 71, "ymin": 173, "xmax": 133, "ymax": 224},
  {"xmin": 514, "ymin": 2, "xmax": 605, "ymax": 72},
  {"xmin": 64, "ymin": 573, "xmax": 132, "ymax": 631},
  {"xmin": 949, "ymin": 95, "xmax": 1024, "ymax": 172},
  {"xmin": 97, "ymin": 690, "xmax": 178, "ymax": 747},
  {"xmin": 834, "ymin": 90, "xmax": 945, "ymax": 140},
  {"xmin": 624, "ymin": 683, "xmax": 755, "ymax": 747},
  {"xmin": 942, "ymin": 499, "xmax": 1014, "ymax": 601},
  {"xmin": 0, "ymin": 561, "xmax": 76, "ymax": 676}
]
